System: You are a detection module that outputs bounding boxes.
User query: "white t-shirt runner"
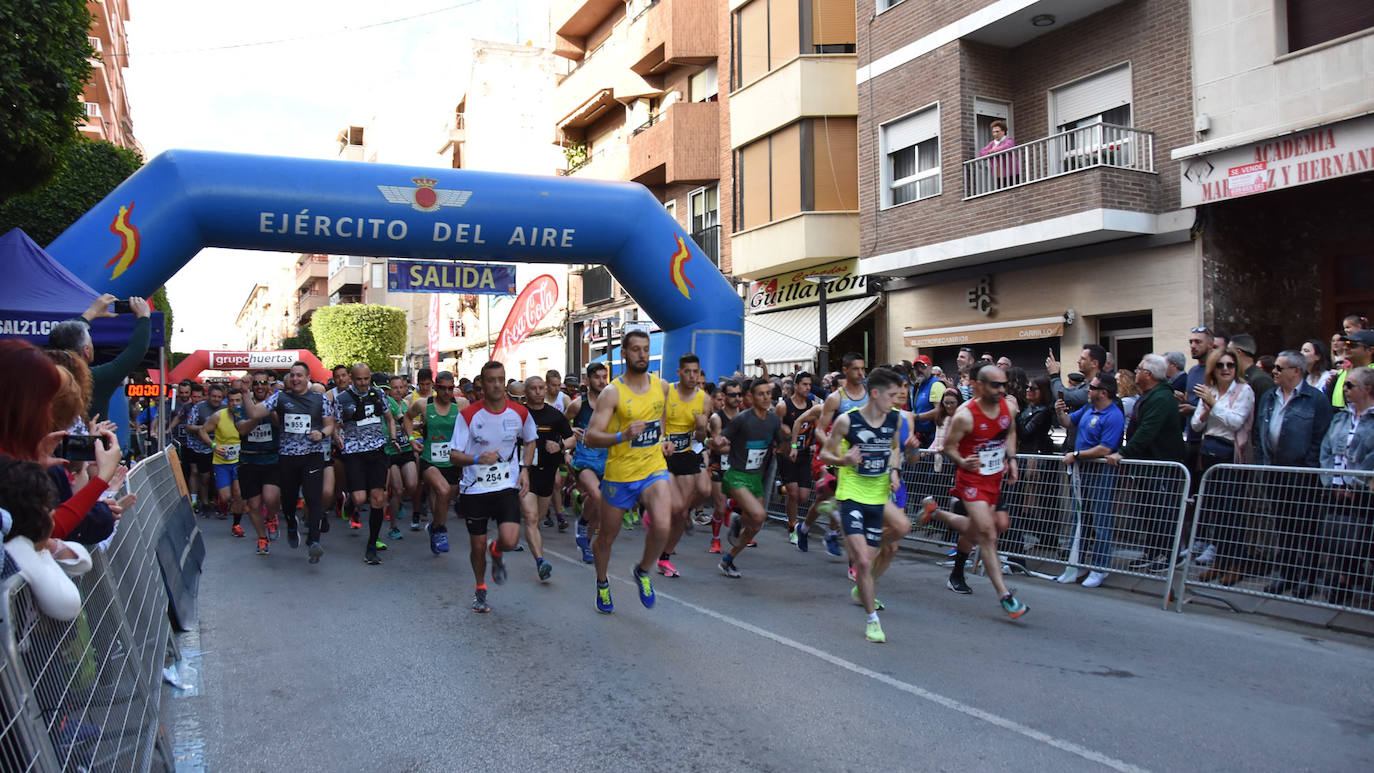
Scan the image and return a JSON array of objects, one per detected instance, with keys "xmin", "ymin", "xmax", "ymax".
[{"xmin": 456, "ymin": 401, "xmax": 538, "ymax": 495}]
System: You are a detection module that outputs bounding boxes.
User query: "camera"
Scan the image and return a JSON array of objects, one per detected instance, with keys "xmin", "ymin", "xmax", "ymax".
[
  {"xmin": 58, "ymin": 434, "xmax": 105, "ymax": 462},
  {"xmin": 112, "ymin": 299, "xmax": 133, "ymax": 314}
]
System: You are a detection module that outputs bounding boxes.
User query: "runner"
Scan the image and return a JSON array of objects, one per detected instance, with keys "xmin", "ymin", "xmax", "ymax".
[
  {"xmin": 449, "ymin": 361, "xmax": 537, "ymax": 613},
  {"xmin": 920, "ymin": 363, "xmax": 1029, "ymax": 619},
  {"xmin": 564, "ymin": 363, "xmax": 609, "ymax": 564},
  {"xmin": 519, "ymin": 375, "xmax": 573, "ymax": 582},
  {"xmin": 658, "ymin": 353, "xmax": 710, "ymax": 577},
  {"xmin": 196, "ymin": 388, "xmax": 257, "ymax": 547},
  {"xmin": 818, "ymin": 367, "xmax": 912, "ymax": 642},
  {"xmin": 406, "ymin": 371, "xmax": 469, "ymax": 556},
  {"xmin": 332, "ymin": 363, "xmax": 396, "ymax": 565},
  {"xmin": 183, "ymin": 383, "xmax": 220, "ymax": 517},
  {"xmin": 792, "ymin": 353, "xmax": 869, "ymax": 555},
  {"xmin": 715, "ymin": 378, "xmax": 789, "ymax": 579},
  {"xmin": 584, "ymin": 329, "xmax": 673, "ymax": 613},
  {"xmin": 544, "ymin": 369, "xmax": 569, "ymax": 524},
  {"xmin": 236, "ymin": 371, "xmax": 287, "ymax": 548},
  {"xmin": 706, "ymin": 379, "xmax": 743, "ymax": 554},
  {"xmin": 383, "ymin": 374, "xmax": 417, "ymax": 542},
  {"xmin": 325, "ymin": 365, "xmax": 351, "ymax": 529},
  {"xmin": 776, "ymin": 371, "xmax": 817, "ymax": 543},
  {"xmin": 168, "ymin": 381, "xmax": 203, "ymax": 510},
  {"xmin": 244, "ymin": 362, "xmax": 335, "ymax": 563},
  {"xmin": 405, "ymin": 367, "xmax": 436, "ymax": 529}
]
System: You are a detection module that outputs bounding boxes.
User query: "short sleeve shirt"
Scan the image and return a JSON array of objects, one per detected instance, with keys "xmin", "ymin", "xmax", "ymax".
[
  {"xmin": 1070, "ymin": 402, "xmax": 1125, "ymax": 453},
  {"xmin": 262, "ymin": 390, "xmax": 328, "ymax": 456},
  {"xmin": 457, "ymin": 401, "xmax": 538, "ymax": 494},
  {"xmin": 185, "ymin": 402, "xmax": 213, "ymax": 453},
  {"xmin": 332, "ymin": 386, "xmax": 390, "ymax": 454}
]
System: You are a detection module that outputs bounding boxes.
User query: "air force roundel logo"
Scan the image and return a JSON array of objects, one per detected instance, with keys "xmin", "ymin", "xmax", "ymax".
[{"xmin": 377, "ymin": 177, "xmax": 473, "ymax": 213}]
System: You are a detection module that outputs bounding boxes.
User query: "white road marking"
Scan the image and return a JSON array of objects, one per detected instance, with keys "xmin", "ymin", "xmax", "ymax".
[{"xmin": 547, "ymin": 548, "xmax": 1148, "ymax": 773}]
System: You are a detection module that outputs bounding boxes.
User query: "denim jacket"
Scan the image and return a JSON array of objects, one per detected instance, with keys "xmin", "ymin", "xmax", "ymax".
[
  {"xmin": 1319, "ymin": 405, "xmax": 1374, "ymax": 489},
  {"xmin": 1254, "ymin": 382, "xmax": 1332, "ymax": 467}
]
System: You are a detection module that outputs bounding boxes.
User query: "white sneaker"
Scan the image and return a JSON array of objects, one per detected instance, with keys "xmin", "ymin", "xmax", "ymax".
[
  {"xmin": 1083, "ymin": 571, "xmax": 1108, "ymax": 588},
  {"xmin": 1194, "ymin": 543, "xmax": 1217, "ymax": 565},
  {"xmin": 1055, "ymin": 567, "xmax": 1087, "ymax": 584}
]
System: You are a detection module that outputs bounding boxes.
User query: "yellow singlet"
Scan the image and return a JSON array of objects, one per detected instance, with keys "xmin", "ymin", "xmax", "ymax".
[
  {"xmin": 664, "ymin": 384, "xmax": 705, "ymax": 456},
  {"xmin": 211, "ymin": 408, "xmax": 241, "ymax": 465},
  {"xmin": 605, "ymin": 374, "xmax": 668, "ymax": 482}
]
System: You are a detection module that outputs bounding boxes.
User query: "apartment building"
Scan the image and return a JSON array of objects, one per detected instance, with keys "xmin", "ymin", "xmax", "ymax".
[
  {"xmin": 432, "ymin": 41, "xmax": 570, "ymax": 379},
  {"xmin": 857, "ymin": 0, "xmax": 1197, "ymax": 373},
  {"xmin": 291, "ymin": 253, "xmax": 329, "ymax": 331},
  {"xmin": 234, "ymin": 267, "xmax": 294, "ymax": 351},
  {"xmin": 1172, "ymin": 2, "xmax": 1374, "ymax": 346},
  {"xmin": 81, "ymin": 0, "xmax": 139, "ymax": 150},
  {"xmin": 552, "ymin": 0, "xmax": 728, "ymax": 377}
]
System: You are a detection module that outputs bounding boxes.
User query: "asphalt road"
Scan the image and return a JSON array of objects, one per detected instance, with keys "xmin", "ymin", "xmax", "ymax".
[{"xmin": 170, "ymin": 511, "xmax": 1374, "ymax": 772}]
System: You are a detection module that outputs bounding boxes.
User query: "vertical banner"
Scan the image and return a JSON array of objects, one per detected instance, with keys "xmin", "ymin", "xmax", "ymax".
[
  {"xmin": 491, "ymin": 275, "xmax": 559, "ymax": 365},
  {"xmin": 428, "ymin": 293, "xmax": 441, "ymax": 374}
]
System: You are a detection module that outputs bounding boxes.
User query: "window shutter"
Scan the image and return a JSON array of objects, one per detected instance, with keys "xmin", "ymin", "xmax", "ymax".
[
  {"xmin": 1051, "ymin": 65, "xmax": 1131, "ymax": 128},
  {"xmin": 883, "ymin": 107, "xmax": 939, "ymax": 152},
  {"xmin": 812, "ymin": 0, "xmax": 855, "ymax": 47}
]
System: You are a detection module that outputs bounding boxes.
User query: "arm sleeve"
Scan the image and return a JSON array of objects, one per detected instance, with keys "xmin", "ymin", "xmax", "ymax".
[
  {"xmin": 1024, "ymin": 407, "xmax": 1052, "ymax": 440},
  {"xmin": 1121, "ymin": 395, "xmax": 1166, "ymax": 458},
  {"xmin": 1101, "ymin": 407, "xmax": 1126, "ymax": 451},
  {"xmin": 50, "ymin": 475, "xmax": 110, "ymax": 540},
  {"xmin": 1306, "ymin": 396, "xmax": 1333, "ymax": 468},
  {"xmin": 6, "ymin": 538, "xmax": 84, "ymax": 621},
  {"xmin": 54, "ymin": 541, "xmax": 93, "ymax": 576},
  {"xmin": 1208, "ymin": 386, "xmax": 1254, "ymax": 434},
  {"xmin": 87, "ymin": 316, "xmax": 152, "ymax": 412},
  {"xmin": 555, "ymin": 413, "xmax": 573, "ymax": 440},
  {"xmin": 520, "ymin": 411, "xmax": 539, "ymax": 443}
]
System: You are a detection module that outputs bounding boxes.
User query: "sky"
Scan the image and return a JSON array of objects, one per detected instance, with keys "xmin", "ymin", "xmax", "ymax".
[{"xmin": 123, "ymin": 0, "xmax": 551, "ymax": 351}]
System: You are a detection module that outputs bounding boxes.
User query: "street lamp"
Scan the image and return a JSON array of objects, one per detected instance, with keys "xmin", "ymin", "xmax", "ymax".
[{"xmin": 804, "ymin": 273, "xmax": 839, "ymax": 376}]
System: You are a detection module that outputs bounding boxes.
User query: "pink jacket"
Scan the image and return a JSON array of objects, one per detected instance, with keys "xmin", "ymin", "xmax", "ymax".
[{"xmin": 978, "ymin": 136, "xmax": 1017, "ymax": 179}]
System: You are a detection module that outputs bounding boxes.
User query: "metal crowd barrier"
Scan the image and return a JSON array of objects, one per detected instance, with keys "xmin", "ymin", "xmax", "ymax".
[
  {"xmin": 1177, "ymin": 463, "xmax": 1374, "ymax": 619},
  {"xmin": 0, "ymin": 450, "xmax": 200, "ymax": 772}
]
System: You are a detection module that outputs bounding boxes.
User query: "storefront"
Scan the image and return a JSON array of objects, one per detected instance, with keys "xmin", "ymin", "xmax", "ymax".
[
  {"xmin": 885, "ymin": 241, "xmax": 1198, "ymax": 377},
  {"xmin": 743, "ymin": 258, "xmax": 878, "ymax": 376}
]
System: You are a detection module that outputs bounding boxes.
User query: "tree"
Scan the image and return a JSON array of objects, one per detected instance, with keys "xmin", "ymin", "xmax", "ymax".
[
  {"xmin": 0, "ymin": 0, "xmax": 94, "ymax": 199},
  {"xmin": 0, "ymin": 139, "xmax": 143, "ymax": 245},
  {"xmin": 281, "ymin": 325, "xmax": 316, "ymax": 354},
  {"xmin": 310, "ymin": 305, "xmax": 406, "ymax": 373},
  {"xmin": 151, "ymin": 286, "xmax": 174, "ymax": 351}
]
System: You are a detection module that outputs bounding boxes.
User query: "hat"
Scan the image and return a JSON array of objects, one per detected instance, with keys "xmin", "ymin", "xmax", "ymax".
[
  {"xmin": 1343, "ymin": 330, "xmax": 1374, "ymax": 347},
  {"xmin": 914, "ymin": 355, "xmax": 932, "ymax": 366},
  {"xmin": 1068, "ymin": 372, "xmax": 1086, "ymax": 384}
]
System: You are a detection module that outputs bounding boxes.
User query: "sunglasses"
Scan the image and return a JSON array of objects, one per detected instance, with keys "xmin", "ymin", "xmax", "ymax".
[
  {"xmin": 1271, "ymin": 365, "xmax": 1286, "ymax": 373},
  {"xmin": 1087, "ymin": 384, "xmax": 1105, "ymax": 391},
  {"xmin": 252, "ymin": 380, "xmax": 269, "ymax": 385},
  {"xmin": 1191, "ymin": 326, "xmax": 1211, "ymax": 334},
  {"xmin": 1216, "ymin": 362, "xmax": 1236, "ymax": 369},
  {"xmin": 725, "ymin": 392, "xmax": 741, "ymax": 397}
]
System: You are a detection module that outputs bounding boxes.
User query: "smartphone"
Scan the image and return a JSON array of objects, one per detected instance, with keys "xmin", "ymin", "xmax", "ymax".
[
  {"xmin": 112, "ymin": 299, "xmax": 133, "ymax": 314},
  {"xmin": 58, "ymin": 435, "xmax": 99, "ymax": 462}
]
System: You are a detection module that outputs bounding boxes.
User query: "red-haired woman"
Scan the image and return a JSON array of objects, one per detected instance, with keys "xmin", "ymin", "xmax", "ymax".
[{"xmin": 0, "ymin": 340, "xmax": 122, "ymax": 540}]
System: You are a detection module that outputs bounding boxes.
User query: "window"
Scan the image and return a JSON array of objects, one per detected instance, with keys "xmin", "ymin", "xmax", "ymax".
[
  {"xmin": 974, "ymin": 97, "xmax": 1012, "ymax": 150},
  {"xmin": 881, "ymin": 106, "xmax": 940, "ymax": 207},
  {"xmin": 1285, "ymin": 0, "xmax": 1374, "ymax": 52},
  {"xmin": 737, "ymin": 124, "xmax": 801, "ymax": 228},
  {"xmin": 810, "ymin": 0, "xmax": 856, "ymax": 53},
  {"xmin": 88, "ymin": 36, "xmax": 101, "ymax": 53},
  {"xmin": 370, "ymin": 263, "xmax": 385, "ymax": 290},
  {"xmin": 690, "ymin": 63, "xmax": 719, "ymax": 102},
  {"xmin": 878, "ymin": 0, "xmax": 906, "ymax": 11},
  {"xmin": 83, "ymin": 102, "xmax": 101, "ymax": 118},
  {"xmin": 690, "ymin": 186, "xmax": 720, "ymax": 266},
  {"xmin": 663, "ymin": 199, "xmax": 677, "ymax": 224},
  {"xmin": 1051, "ymin": 64, "xmax": 1131, "ymax": 133},
  {"xmin": 732, "ymin": 0, "xmax": 800, "ymax": 88}
]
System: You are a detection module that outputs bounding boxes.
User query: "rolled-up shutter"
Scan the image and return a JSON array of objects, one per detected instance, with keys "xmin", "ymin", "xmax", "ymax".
[{"xmin": 1051, "ymin": 64, "xmax": 1131, "ymax": 129}]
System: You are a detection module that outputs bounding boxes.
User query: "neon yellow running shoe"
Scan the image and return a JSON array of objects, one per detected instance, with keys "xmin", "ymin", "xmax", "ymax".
[
  {"xmin": 865, "ymin": 620, "xmax": 886, "ymax": 643},
  {"xmin": 851, "ymin": 586, "xmax": 885, "ymax": 610}
]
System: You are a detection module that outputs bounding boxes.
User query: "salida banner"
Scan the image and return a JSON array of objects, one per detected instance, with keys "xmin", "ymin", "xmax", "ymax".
[
  {"xmin": 387, "ymin": 259, "xmax": 517, "ymax": 294},
  {"xmin": 492, "ymin": 275, "xmax": 558, "ymax": 364}
]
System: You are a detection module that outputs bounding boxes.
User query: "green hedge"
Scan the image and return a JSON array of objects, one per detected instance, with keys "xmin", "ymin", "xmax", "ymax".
[{"xmin": 310, "ymin": 304, "xmax": 406, "ymax": 374}]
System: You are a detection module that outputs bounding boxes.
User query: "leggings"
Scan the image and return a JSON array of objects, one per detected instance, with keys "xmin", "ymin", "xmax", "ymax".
[{"xmin": 279, "ymin": 452, "xmax": 325, "ymax": 543}]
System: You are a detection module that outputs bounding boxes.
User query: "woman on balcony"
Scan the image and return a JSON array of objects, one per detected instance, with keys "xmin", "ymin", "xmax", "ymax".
[{"xmin": 977, "ymin": 120, "xmax": 1018, "ymax": 192}]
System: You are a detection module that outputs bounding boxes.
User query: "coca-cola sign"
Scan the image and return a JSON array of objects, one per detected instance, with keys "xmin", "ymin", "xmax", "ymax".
[{"xmin": 492, "ymin": 275, "xmax": 559, "ymax": 364}]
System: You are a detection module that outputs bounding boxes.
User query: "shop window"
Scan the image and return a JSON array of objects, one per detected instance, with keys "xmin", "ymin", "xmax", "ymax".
[{"xmin": 1284, "ymin": 0, "xmax": 1374, "ymax": 52}]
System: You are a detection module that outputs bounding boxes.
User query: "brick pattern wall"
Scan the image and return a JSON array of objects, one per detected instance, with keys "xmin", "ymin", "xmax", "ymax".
[
  {"xmin": 860, "ymin": 0, "xmax": 1001, "ymax": 65},
  {"xmin": 716, "ymin": 0, "xmax": 735, "ymax": 275},
  {"xmin": 857, "ymin": 0, "xmax": 1193, "ymax": 259}
]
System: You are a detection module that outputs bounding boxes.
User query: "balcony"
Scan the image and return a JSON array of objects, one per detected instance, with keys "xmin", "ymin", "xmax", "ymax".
[
  {"xmin": 963, "ymin": 123, "xmax": 1155, "ymax": 199},
  {"xmin": 85, "ymin": 57, "xmax": 110, "ymax": 102},
  {"xmin": 629, "ymin": 0, "xmax": 716, "ymax": 76},
  {"xmin": 327, "ymin": 265, "xmax": 363, "ymax": 298},
  {"xmin": 555, "ymin": 42, "xmax": 661, "ymax": 133},
  {"xmin": 553, "ymin": 0, "xmax": 624, "ymax": 58},
  {"xmin": 730, "ymin": 55, "xmax": 857, "ymax": 149},
  {"xmin": 731, "ymin": 211, "xmax": 859, "ymax": 279},
  {"xmin": 627, "ymin": 101, "xmax": 720, "ymax": 186},
  {"xmin": 295, "ymin": 293, "xmax": 326, "ymax": 321},
  {"xmin": 558, "ymin": 145, "xmax": 630, "ymax": 180},
  {"xmin": 295, "ymin": 254, "xmax": 328, "ymax": 289},
  {"xmin": 438, "ymin": 112, "xmax": 465, "ymax": 156}
]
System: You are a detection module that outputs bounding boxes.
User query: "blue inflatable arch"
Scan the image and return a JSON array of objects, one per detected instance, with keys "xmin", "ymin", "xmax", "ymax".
[{"xmin": 47, "ymin": 150, "xmax": 743, "ymax": 379}]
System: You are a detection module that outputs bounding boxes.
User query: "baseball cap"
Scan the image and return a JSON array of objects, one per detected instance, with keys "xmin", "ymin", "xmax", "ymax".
[
  {"xmin": 914, "ymin": 355, "xmax": 932, "ymax": 366},
  {"xmin": 1068, "ymin": 372, "xmax": 1086, "ymax": 384},
  {"xmin": 1343, "ymin": 330, "xmax": 1374, "ymax": 347}
]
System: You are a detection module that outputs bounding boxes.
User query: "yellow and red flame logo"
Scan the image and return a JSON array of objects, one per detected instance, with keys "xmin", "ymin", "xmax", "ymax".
[
  {"xmin": 669, "ymin": 234, "xmax": 694, "ymax": 300},
  {"xmin": 105, "ymin": 202, "xmax": 140, "ymax": 281}
]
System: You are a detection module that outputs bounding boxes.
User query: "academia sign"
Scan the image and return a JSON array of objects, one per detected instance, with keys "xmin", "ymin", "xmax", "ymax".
[
  {"xmin": 1180, "ymin": 114, "xmax": 1374, "ymax": 207},
  {"xmin": 746, "ymin": 259, "xmax": 867, "ymax": 312}
]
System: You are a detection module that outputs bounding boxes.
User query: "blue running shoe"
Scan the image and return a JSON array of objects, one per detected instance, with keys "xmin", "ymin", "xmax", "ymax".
[
  {"xmin": 1001, "ymin": 593, "xmax": 1029, "ymax": 619},
  {"xmin": 427, "ymin": 523, "xmax": 450, "ymax": 555},
  {"xmin": 632, "ymin": 564, "xmax": 656, "ymax": 608},
  {"xmin": 824, "ymin": 529, "xmax": 842, "ymax": 557},
  {"xmin": 596, "ymin": 581, "xmax": 614, "ymax": 614},
  {"xmin": 795, "ymin": 522, "xmax": 810, "ymax": 552},
  {"xmin": 575, "ymin": 519, "xmax": 589, "ymax": 549}
]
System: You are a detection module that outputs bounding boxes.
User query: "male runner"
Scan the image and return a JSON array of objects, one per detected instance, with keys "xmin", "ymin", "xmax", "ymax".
[
  {"xmin": 168, "ymin": 381, "xmax": 202, "ymax": 509},
  {"xmin": 406, "ymin": 367, "xmax": 436, "ymax": 528},
  {"xmin": 564, "ymin": 362, "xmax": 609, "ymax": 564},
  {"xmin": 659, "ymin": 353, "xmax": 710, "ymax": 576},
  {"xmin": 244, "ymin": 363, "xmax": 335, "ymax": 562},
  {"xmin": 325, "ymin": 365, "xmax": 351, "ymax": 528},
  {"xmin": 183, "ymin": 383, "xmax": 219, "ymax": 516},
  {"xmin": 921, "ymin": 363, "xmax": 1029, "ymax": 619},
  {"xmin": 715, "ymin": 378, "xmax": 789, "ymax": 579},
  {"xmin": 543, "ymin": 369, "xmax": 569, "ymax": 523},
  {"xmin": 197, "ymin": 389, "xmax": 257, "ymax": 546},
  {"xmin": 792, "ymin": 353, "xmax": 869, "ymax": 555},
  {"xmin": 406, "ymin": 371, "xmax": 469, "ymax": 555},
  {"xmin": 776, "ymin": 371, "xmax": 817, "ymax": 543},
  {"xmin": 706, "ymin": 379, "xmax": 742, "ymax": 553},
  {"xmin": 381, "ymin": 375, "xmax": 417, "ymax": 541},
  {"xmin": 584, "ymin": 329, "xmax": 673, "ymax": 613},
  {"xmin": 449, "ymin": 361, "xmax": 537, "ymax": 612},
  {"xmin": 333, "ymin": 363, "xmax": 396, "ymax": 565},
  {"xmin": 519, "ymin": 375, "xmax": 573, "ymax": 582},
  {"xmin": 819, "ymin": 367, "xmax": 911, "ymax": 642},
  {"xmin": 236, "ymin": 372, "xmax": 286, "ymax": 547}
]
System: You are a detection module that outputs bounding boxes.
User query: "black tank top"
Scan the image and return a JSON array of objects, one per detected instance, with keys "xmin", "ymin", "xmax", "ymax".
[{"xmin": 782, "ymin": 394, "xmax": 815, "ymax": 452}]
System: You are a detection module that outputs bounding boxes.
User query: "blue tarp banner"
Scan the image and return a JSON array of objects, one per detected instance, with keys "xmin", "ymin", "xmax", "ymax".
[{"xmin": 386, "ymin": 259, "xmax": 517, "ymax": 294}]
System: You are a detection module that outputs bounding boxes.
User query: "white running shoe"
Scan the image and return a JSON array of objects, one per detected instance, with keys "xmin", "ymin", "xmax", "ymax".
[{"xmin": 1083, "ymin": 571, "xmax": 1108, "ymax": 588}]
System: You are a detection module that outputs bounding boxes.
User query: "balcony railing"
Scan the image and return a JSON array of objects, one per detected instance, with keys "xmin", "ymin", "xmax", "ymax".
[
  {"xmin": 631, "ymin": 111, "xmax": 662, "ymax": 137},
  {"xmin": 690, "ymin": 225, "xmax": 720, "ymax": 267},
  {"xmin": 962, "ymin": 123, "xmax": 1154, "ymax": 200}
]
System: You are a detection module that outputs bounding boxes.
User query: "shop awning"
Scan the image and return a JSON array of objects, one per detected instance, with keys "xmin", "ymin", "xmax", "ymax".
[
  {"xmin": 903, "ymin": 315, "xmax": 1066, "ymax": 348},
  {"xmin": 745, "ymin": 296, "xmax": 878, "ymax": 371}
]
